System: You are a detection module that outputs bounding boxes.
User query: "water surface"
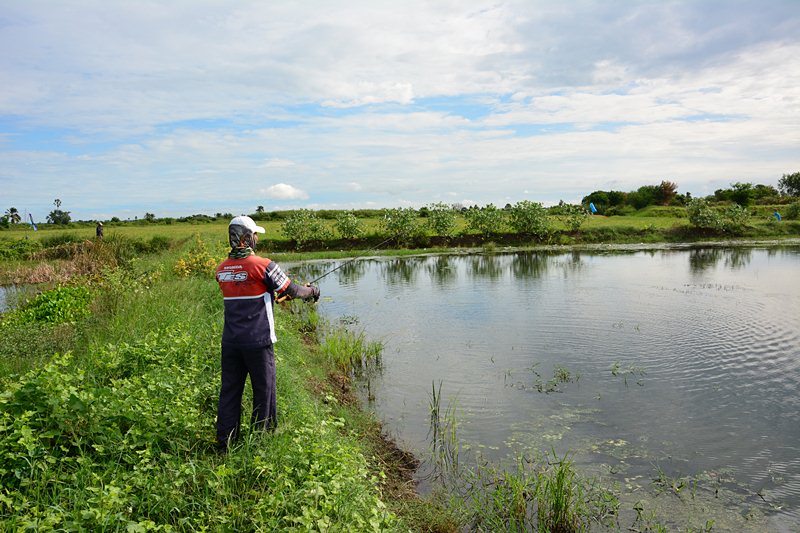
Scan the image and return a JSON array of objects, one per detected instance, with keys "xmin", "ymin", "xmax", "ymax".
[{"xmin": 291, "ymin": 246, "xmax": 800, "ymax": 530}]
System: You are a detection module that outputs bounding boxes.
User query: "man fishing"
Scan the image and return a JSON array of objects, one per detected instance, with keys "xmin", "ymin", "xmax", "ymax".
[{"xmin": 215, "ymin": 215, "xmax": 319, "ymax": 451}]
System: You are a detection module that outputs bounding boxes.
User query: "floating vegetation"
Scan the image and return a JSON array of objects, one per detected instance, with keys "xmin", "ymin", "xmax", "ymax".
[
  {"xmin": 610, "ymin": 361, "xmax": 646, "ymax": 387},
  {"xmin": 504, "ymin": 363, "xmax": 581, "ymax": 393}
]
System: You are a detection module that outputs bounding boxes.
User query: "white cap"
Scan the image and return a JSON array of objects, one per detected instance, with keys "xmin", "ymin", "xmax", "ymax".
[{"xmin": 229, "ymin": 215, "xmax": 265, "ymax": 233}]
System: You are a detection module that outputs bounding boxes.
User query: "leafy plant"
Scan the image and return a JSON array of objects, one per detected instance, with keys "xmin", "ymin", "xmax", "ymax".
[
  {"xmin": 464, "ymin": 204, "xmax": 506, "ymax": 238},
  {"xmin": 425, "ymin": 202, "xmax": 458, "ymax": 239},
  {"xmin": 721, "ymin": 203, "xmax": 750, "ymax": 229},
  {"xmin": 785, "ymin": 202, "xmax": 800, "ymax": 220},
  {"xmin": 173, "ymin": 237, "xmax": 218, "ymax": 277},
  {"xmin": 334, "ymin": 210, "xmax": 365, "ymax": 240},
  {"xmin": 380, "ymin": 208, "xmax": 420, "ymax": 245},
  {"xmin": 281, "ymin": 209, "xmax": 332, "ymax": 249},
  {"xmin": 687, "ymin": 198, "xmax": 723, "ymax": 230},
  {"xmin": 554, "ymin": 202, "xmax": 589, "ymax": 232},
  {"xmin": 508, "ymin": 200, "xmax": 550, "ymax": 238},
  {"xmin": 15, "ymin": 285, "xmax": 92, "ymax": 324}
]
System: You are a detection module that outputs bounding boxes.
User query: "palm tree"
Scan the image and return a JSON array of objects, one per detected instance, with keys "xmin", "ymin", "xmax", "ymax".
[{"xmin": 5, "ymin": 207, "xmax": 21, "ymax": 224}]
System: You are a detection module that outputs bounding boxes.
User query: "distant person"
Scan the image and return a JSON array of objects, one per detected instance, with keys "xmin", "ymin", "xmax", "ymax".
[
  {"xmin": 774, "ymin": 210, "xmax": 782, "ymax": 221},
  {"xmin": 95, "ymin": 222, "xmax": 103, "ymax": 239},
  {"xmin": 215, "ymin": 215, "xmax": 319, "ymax": 452}
]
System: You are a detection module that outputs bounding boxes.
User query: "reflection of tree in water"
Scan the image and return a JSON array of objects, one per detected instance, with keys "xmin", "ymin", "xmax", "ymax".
[
  {"xmin": 336, "ymin": 259, "xmax": 368, "ymax": 286},
  {"xmin": 689, "ymin": 248, "xmax": 752, "ymax": 272},
  {"xmin": 426, "ymin": 256, "xmax": 457, "ymax": 287},
  {"xmin": 724, "ymin": 248, "xmax": 751, "ymax": 270},
  {"xmin": 554, "ymin": 252, "xmax": 584, "ymax": 278},
  {"xmin": 288, "ymin": 262, "xmax": 331, "ymax": 284},
  {"xmin": 510, "ymin": 252, "xmax": 550, "ymax": 280},
  {"xmin": 468, "ymin": 254, "xmax": 504, "ymax": 280},
  {"xmin": 381, "ymin": 258, "xmax": 421, "ymax": 286},
  {"xmin": 689, "ymin": 248, "xmax": 721, "ymax": 272}
]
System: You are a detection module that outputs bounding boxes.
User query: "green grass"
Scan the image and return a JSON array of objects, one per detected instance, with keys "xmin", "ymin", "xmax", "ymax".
[{"xmin": 0, "ymin": 240, "xmax": 410, "ymax": 531}]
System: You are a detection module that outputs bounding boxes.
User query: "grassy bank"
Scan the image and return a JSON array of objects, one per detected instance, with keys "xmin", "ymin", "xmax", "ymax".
[
  {"xmin": 0, "ymin": 239, "xmax": 455, "ymax": 531},
  {"xmin": 1, "ymin": 229, "xmax": 794, "ymax": 531},
  {"xmin": 3, "ymin": 207, "xmax": 799, "ymax": 261}
]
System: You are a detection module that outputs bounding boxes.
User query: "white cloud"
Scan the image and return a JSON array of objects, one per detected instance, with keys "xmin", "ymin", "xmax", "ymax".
[
  {"xmin": 260, "ymin": 158, "xmax": 295, "ymax": 168},
  {"xmin": 1, "ymin": 2, "xmax": 799, "ymax": 218},
  {"xmin": 260, "ymin": 183, "xmax": 309, "ymax": 200}
]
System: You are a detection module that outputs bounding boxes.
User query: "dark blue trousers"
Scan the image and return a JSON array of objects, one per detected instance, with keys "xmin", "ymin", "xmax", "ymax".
[{"xmin": 216, "ymin": 343, "xmax": 277, "ymax": 447}]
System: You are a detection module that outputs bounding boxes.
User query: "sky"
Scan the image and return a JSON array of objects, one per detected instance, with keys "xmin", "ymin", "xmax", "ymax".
[{"xmin": 1, "ymin": 1, "xmax": 799, "ymax": 222}]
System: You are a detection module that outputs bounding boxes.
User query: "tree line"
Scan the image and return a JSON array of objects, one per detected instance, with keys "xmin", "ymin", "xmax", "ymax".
[
  {"xmin": 583, "ymin": 172, "xmax": 799, "ymax": 215},
  {"xmin": 2, "ymin": 172, "xmax": 798, "ymax": 230}
]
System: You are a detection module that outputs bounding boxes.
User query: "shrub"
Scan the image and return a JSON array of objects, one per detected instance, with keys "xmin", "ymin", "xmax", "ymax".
[
  {"xmin": 380, "ymin": 208, "xmax": 420, "ymax": 245},
  {"xmin": 15, "ymin": 285, "xmax": 92, "ymax": 324},
  {"xmin": 784, "ymin": 202, "xmax": 800, "ymax": 220},
  {"xmin": 508, "ymin": 200, "xmax": 549, "ymax": 238},
  {"xmin": 0, "ymin": 238, "xmax": 42, "ymax": 260},
  {"xmin": 173, "ymin": 238, "xmax": 218, "ymax": 277},
  {"xmin": 426, "ymin": 202, "xmax": 458, "ymax": 238},
  {"xmin": 464, "ymin": 204, "xmax": 506, "ymax": 238},
  {"xmin": 605, "ymin": 205, "xmax": 637, "ymax": 216},
  {"xmin": 687, "ymin": 198, "xmax": 723, "ymax": 230},
  {"xmin": 281, "ymin": 209, "xmax": 332, "ymax": 249},
  {"xmin": 721, "ymin": 203, "xmax": 750, "ymax": 229},
  {"xmin": 553, "ymin": 203, "xmax": 589, "ymax": 232},
  {"xmin": 334, "ymin": 211, "xmax": 365, "ymax": 240}
]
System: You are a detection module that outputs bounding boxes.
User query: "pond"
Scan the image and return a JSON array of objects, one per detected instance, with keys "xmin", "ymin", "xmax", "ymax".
[
  {"xmin": 0, "ymin": 285, "xmax": 25, "ymax": 313},
  {"xmin": 290, "ymin": 245, "xmax": 800, "ymax": 530}
]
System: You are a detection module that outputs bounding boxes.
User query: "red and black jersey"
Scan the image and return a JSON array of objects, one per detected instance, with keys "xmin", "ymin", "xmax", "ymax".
[{"xmin": 216, "ymin": 255, "xmax": 291, "ymax": 347}]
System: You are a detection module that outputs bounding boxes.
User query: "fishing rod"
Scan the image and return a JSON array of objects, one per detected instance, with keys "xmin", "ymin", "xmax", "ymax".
[
  {"xmin": 277, "ymin": 236, "xmax": 395, "ymax": 303},
  {"xmin": 308, "ymin": 236, "xmax": 395, "ymax": 285}
]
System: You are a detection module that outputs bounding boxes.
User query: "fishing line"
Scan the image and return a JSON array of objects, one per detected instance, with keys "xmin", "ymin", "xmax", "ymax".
[
  {"xmin": 276, "ymin": 236, "xmax": 395, "ymax": 303},
  {"xmin": 306, "ymin": 236, "xmax": 395, "ymax": 285}
]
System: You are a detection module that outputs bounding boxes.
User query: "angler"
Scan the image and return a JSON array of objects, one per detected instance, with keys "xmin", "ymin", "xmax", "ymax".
[{"xmin": 214, "ymin": 215, "xmax": 319, "ymax": 452}]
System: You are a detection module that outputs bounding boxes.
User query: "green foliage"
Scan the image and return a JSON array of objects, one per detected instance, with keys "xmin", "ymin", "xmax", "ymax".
[
  {"xmin": 46, "ymin": 210, "xmax": 72, "ymax": 225},
  {"xmin": 173, "ymin": 237, "xmax": 218, "ymax": 277},
  {"xmin": 0, "ymin": 238, "xmax": 42, "ymax": 260},
  {"xmin": 380, "ymin": 208, "xmax": 420, "ymax": 244},
  {"xmin": 778, "ymin": 172, "xmax": 800, "ymax": 197},
  {"xmin": 0, "ymin": 318, "xmax": 395, "ymax": 530},
  {"xmin": 334, "ymin": 211, "xmax": 365, "ymax": 240},
  {"xmin": 14, "ymin": 285, "xmax": 92, "ymax": 324},
  {"xmin": 321, "ymin": 327, "xmax": 383, "ymax": 372},
  {"xmin": 281, "ymin": 209, "xmax": 332, "ymax": 249},
  {"xmin": 785, "ymin": 202, "xmax": 800, "ymax": 220},
  {"xmin": 425, "ymin": 202, "xmax": 458, "ymax": 238},
  {"xmin": 582, "ymin": 190, "xmax": 621, "ymax": 214},
  {"xmin": 508, "ymin": 200, "xmax": 550, "ymax": 238},
  {"xmin": 452, "ymin": 450, "xmax": 599, "ymax": 532},
  {"xmin": 721, "ymin": 203, "xmax": 750, "ymax": 228},
  {"xmin": 687, "ymin": 198, "xmax": 723, "ymax": 230},
  {"xmin": 464, "ymin": 204, "xmax": 506, "ymax": 238},
  {"xmin": 553, "ymin": 202, "xmax": 589, "ymax": 232}
]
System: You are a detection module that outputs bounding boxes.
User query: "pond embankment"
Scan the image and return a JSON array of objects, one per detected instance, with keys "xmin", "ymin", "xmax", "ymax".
[{"xmin": 0, "ymin": 240, "xmax": 452, "ymax": 531}]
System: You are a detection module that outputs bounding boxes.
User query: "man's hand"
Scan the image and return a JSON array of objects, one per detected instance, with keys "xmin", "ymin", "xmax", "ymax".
[{"xmin": 305, "ymin": 283, "xmax": 320, "ymax": 303}]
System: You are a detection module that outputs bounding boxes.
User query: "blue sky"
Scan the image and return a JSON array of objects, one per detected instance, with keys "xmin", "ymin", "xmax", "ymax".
[{"xmin": 1, "ymin": 1, "xmax": 799, "ymax": 221}]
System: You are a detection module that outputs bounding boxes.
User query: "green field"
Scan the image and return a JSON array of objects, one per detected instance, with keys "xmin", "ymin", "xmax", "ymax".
[{"xmin": 2, "ymin": 210, "xmax": 798, "ymax": 530}]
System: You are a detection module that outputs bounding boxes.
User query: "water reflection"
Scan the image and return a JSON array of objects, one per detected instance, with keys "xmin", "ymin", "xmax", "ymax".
[
  {"xmin": 689, "ymin": 248, "xmax": 752, "ymax": 272},
  {"xmin": 289, "ymin": 262, "xmax": 329, "ymax": 284},
  {"xmin": 510, "ymin": 252, "xmax": 550, "ymax": 280},
  {"xmin": 467, "ymin": 254, "xmax": 505, "ymax": 281},
  {"xmin": 314, "ymin": 247, "xmax": 800, "ymax": 528},
  {"xmin": 425, "ymin": 256, "xmax": 457, "ymax": 287},
  {"xmin": 381, "ymin": 257, "xmax": 422, "ymax": 287},
  {"xmin": 336, "ymin": 259, "xmax": 368, "ymax": 286}
]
